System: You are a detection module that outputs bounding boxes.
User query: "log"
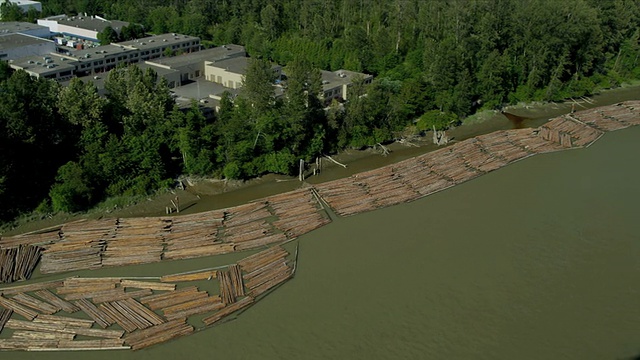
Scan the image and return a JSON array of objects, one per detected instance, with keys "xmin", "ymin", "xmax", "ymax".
[
  {"xmin": 202, "ymin": 296, "xmax": 255, "ymax": 326},
  {"xmin": 0, "ymin": 339, "xmax": 59, "ymax": 350},
  {"xmin": 56, "ymin": 339, "xmax": 127, "ymax": 350},
  {"xmin": 91, "ymin": 288, "xmax": 152, "ymax": 303},
  {"xmin": 0, "ymin": 280, "xmax": 64, "ymax": 296},
  {"xmin": 11, "ymin": 330, "xmax": 75, "ymax": 340},
  {"xmin": 33, "ymin": 314, "xmax": 94, "ymax": 328},
  {"xmin": 5, "ymin": 319, "xmax": 124, "ymax": 338},
  {"xmin": 160, "ymin": 270, "xmax": 218, "ymax": 283},
  {"xmin": 120, "ymin": 280, "xmax": 176, "ymax": 291}
]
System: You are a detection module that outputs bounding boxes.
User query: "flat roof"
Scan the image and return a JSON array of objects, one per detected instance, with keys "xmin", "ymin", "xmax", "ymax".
[
  {"xmin": 10, "ymin": 53, "xmax": 77, "ymax": 75},
  {"xmin": 171, "ymin": 79, "xmax": 238, "ymax": 100},
  {"xmin": 321, "ymin": 69, "xmax": 373, "ymax": 90},
  {"xmin": 48, "ymin": 15, "xmax": 129, "ymax": 32},
  {"xmin": 0, "ymin": 21, "xmax": 48, "ymax": 34},
  {"xmin": 137, "ymin": 62, "xmax": 180, "ymax": 78},
  {"xmin": 0, "ymin": 33, "xmax": 52, "ymax": 50},
  {"xmin": 66, "ymin": 43, "xmax": 136, "ymax": 61},
  {"xmin": 115, "ymin": 33, "xmax": 200, "ymax": 51},
  {"xmin": 148, "ymin": 44, "xmax": 245, "ymax": 68},
  {"xmin": 210, "ymin": 56, "xmax": 250, "ymax": 75}
]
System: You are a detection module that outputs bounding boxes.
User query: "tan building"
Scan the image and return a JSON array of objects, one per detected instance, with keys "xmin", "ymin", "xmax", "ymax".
[
  {"xmin": 146, "ymin": 44, "xmax": 245, "ymax": 85},
  {"xmin": 205, "ymin": 56, "xmax": 282, "ymax": 89}
]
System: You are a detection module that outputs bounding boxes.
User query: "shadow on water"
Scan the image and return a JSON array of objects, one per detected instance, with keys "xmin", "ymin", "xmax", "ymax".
[{"xmin": 501, "ymin": 110, "xmax": 529, "ymax": 129}]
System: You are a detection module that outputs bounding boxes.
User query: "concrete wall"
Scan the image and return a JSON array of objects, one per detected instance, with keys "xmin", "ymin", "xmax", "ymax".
[
  {"xmin": 36, "ymin": 19, "xmax": 59, "ymax": 33},
  {"xmin": 57, "ymin": 24, "xmax": 98, "ymax": 40},
  {"xmin": 204, "ymin": 63, "xmax": 243, "ymax": 89}
]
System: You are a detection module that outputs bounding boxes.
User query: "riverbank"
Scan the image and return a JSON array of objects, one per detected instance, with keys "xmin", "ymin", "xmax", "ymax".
[
  {"xmin": 2, "ymin": 83, "xmax": 639, "ymax": 236},
  {"xmin": 1, "ymin": 114, "xmax": 639, "ymax": 359}
]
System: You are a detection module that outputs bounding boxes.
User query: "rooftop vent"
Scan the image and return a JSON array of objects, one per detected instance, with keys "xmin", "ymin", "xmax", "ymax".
[{"xmin": 149, "ymin": 39, "xmax": 154, "ymax": 43}]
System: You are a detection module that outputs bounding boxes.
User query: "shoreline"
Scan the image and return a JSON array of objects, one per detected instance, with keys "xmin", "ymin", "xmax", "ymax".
[{"xmin": 2, "ymin": 84, "xmax": 640, "ymax": 236}]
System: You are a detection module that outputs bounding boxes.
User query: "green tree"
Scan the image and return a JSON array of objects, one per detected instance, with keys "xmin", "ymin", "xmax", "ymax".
[
  {"xmin": 49, "ymin": 162, "xmax": 93, "ymax": 213},
  {"xmin": 97, "ymin": 26, "xmax": 119, "ymax": 45}
]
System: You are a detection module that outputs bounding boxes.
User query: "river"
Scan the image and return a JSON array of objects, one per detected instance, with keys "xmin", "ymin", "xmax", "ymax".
[{"xmin": 3, "ymin": 104, "xmax": 640, "ymax": 359}]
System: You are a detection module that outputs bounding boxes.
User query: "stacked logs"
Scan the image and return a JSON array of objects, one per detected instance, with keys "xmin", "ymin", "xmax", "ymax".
[
  {"xmin": 221, "ymin": 202, "xmax": 282, "ymax": 251},
  {"xmin": 40, "ymin": 219, "xmax": 114, "ymax": 274},
  {"xmin": 0, "ymin": 245, "xmax": 43, "ymax": 283},
  {"xmin": 163, "ymin": 210, "xmax": 224, "ymax": 260},
  {"xmin": 218, "ymin": 265, "xmax": 246, "ymax": 305},
  {"xmin": 238, "ymin": 246, "xmax": 294, "ymax": 298},
  {"xmin": 538, "ymin": 116, "xmax": 604, "ymax": 147},
  {"xmin": 0, "ymin": 228, "xmax": 60, "ymax": 249},
  {"xmin": 102, "ymin": 217, "xmax": 168, "ymax": 266},
  {"xmin": 269, "ymin": 188, "xmax": 331, "ymax": 239}
]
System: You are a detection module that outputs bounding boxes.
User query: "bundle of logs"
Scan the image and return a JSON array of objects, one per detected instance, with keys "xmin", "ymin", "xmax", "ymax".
[{"xmin": 0, "ymin": 245, "xmax": 295, "ymax": 351}]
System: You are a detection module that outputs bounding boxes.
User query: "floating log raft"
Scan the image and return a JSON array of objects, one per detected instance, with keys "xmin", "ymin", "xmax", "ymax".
[
  {"xmin": 124, "ymin": 318, "xmax": 193, "ymax": 350},
  {"xmin": 11, "ymin": 293, "xmax": 60, "ymax": 315},
  {"xmin": 74, "ymin": 298, "xmax": 115, "ymax": 328},
  {"xmin": 0, "ymin": 295, "xmax": 38, "ymax": 320},
  {"xmin": 33, "ymin": 289, "xmax": 80, "ymax": 313},
  {"xmin": 238, "ymin": 246, "xmax": 294, "ymax": 298},
  {"xmin": 0, "ymin": 245, "xmax": 43, "ymax": 283}
]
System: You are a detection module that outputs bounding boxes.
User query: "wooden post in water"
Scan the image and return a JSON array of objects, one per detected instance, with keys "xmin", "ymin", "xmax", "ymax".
[{"xmin": 299, "ymin": 159, "xmax": 304, "ymax": 181}]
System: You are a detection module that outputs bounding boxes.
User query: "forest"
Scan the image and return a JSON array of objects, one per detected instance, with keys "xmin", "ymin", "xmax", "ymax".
[{"xmin": 0, "ymin": 0, "xmax": 639, "ymax": 222}]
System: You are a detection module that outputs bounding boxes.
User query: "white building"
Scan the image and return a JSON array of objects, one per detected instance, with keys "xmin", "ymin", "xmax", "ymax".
[
  {"xmin": 2, "ymin": 0, "xmax": 42, "ymax": 14},
  {"xmin": 38, "ymin": 15, "xmax": 129, "ymax": 42}
]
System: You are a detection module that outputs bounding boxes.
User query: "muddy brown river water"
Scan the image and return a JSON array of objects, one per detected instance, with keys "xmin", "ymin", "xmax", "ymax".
[{"xmin": 3, "ymin": 87, "xmax": 640, "ymax": 359}]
